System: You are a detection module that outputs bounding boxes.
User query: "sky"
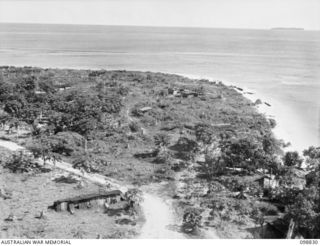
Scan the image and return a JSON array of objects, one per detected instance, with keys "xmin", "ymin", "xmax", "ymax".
[{"xmin": 0, "ymin": 0, "xmax": 319, "ymax": 30}]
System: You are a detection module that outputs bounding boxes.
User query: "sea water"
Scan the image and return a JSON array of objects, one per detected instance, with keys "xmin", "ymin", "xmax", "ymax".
[{"xmin": 0, "ymin": 23, "xmax": 319, "ymax": 151}]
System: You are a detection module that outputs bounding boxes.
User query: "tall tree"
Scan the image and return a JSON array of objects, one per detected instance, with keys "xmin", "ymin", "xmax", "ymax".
[
  {"xmin": 283, "ymin": 151, "xmax": 303, "ymax": 167},
  {"xmin": 28, "ymin": 136, "xmax": 61, "ymax": 165}
]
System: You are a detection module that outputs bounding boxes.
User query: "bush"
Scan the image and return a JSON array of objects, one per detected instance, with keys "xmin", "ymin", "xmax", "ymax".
[
  {"xmin": 270, "ymin": 187, "xmax": 301, "ymax": 205},
  {"xmin": 198, "ymin": 148, "xmax": 225, "ymax": 179},
  {"xmin": 129, "ymin": 122, "xmax": 140, "ymax": 133},
  {"xmin": 182, "ymin": 208, "xmax": 202, "ymax": 234},
  {"xmin": 154, "ymin": 165, "xmax": 175, "ymax": 180},
  {"xmin": 195, "ymin": 123, "xmax": 216, "ymax": 145},
  {"xmin": 218, "ymin": 176, "xmax": 243, "ymax": 192},
  {"xmin": 171, "ymin": 160, "xmax": 188, "ymax": 172},
  {"xmin": 256, "ymin": 202, "xmax": 279, "ymax": 216},
  {"xmin": 283, "ymin": 151, "xmax": 303, "ymax": 167},
  {"xmin": 49, "ymin": 131, "xmax": 85, "ymax": 156},
  {"xmin": 154, "ymin": 133, "xmax": 171, "ymax": 148},
  {"xmin": 153, "ymin": 149, "xmax": 172, "ymax": 164},
  {"xmin": 269, "ymin": 119, "xmax": 277, "ymax": 128},
  {"xmin": 172, "ymin": 137, "xmax": 198, "ymax": 152},
  {"xmin": 4, "ymin": 151, "xmax": 44, "ymax": 173},
  {"xmin": 72, "ymin": 154, "xmax": 106, "ymax": 173},
  {"xmin": 131, "ymin": 107, "xmax": 142, "ymax": 117},
  {"xmin": 28, "ymin": 136, "xmax": 61, "ymax": 164}
]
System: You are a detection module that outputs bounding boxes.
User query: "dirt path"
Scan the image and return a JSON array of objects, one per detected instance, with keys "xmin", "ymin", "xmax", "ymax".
[
  {"xmin": 138, "ymin": 193, "xmax": 184, "ymax": 238},
  {"xmin": 124, "ymin": 105, "xmax": 185, "ymax": 238},
  {"xmin": 0, "ymin": 140, "xmax": 127, "ymax": 192},
  {"xmin": 0, "ymin": 140, "xmax": 24, "ymax": 151},
  {"xmin": 175, "ymin": 164, "xmax": 220, "ymax": 239},
  {"xmin": 138, "ymin": 184, "xmax": 185, "ymax": 239},
  {"xmin": 0, "ymin": 139, "xmax": 185, "ymax": 239}
]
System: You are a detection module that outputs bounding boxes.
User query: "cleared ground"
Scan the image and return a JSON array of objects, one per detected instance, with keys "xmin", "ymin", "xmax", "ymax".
[{"xmin": 0, "ymin": 148, "xmax": 142, "ymax": 239}]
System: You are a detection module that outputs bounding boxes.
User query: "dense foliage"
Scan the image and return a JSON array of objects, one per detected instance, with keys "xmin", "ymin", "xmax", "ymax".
[
  {"xmin": 283, "ymin": 151, "xmax": 303, "ymax": 167},
  {"xmin": 4, "ymin": 151, "xmax": 43, "ymax": 173},
  {"xmin": 0, "ymin": 73, "xmax": 123, "ymax": 138}
]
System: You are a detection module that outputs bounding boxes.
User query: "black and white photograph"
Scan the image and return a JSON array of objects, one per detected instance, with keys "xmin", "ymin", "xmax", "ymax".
[{"xmin": 0, "ymin": 0, "xmax": 319, "ymax": 242}]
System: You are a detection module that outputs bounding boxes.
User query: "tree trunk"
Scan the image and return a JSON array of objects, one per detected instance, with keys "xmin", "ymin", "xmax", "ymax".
[
  {"xmin": 83, "ymin": 139, "xmax": 88, "ymax": 152},
  {"xmin": 260, "ymin": 222, "xmax": 264, "ymax": 238},
  {"xmin": 286, "ymin": 219, "xmax": 295, "ymax": 239},
  {"xmin": 16, "ymin": 126, "xmax": 19, "ymax": 139}
]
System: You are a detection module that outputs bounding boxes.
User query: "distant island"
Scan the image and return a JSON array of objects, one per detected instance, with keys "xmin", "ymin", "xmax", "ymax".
[{"xmin": 271, "ymin": 27, "xmax": 304, "ymax": 31}]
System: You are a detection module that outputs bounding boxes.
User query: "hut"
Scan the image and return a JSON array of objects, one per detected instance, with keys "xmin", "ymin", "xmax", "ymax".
[
  {"xmin": 138, "ymin": 106, "xmax": 152, "ymax": 113},
  {"xmin": 49, "ymin": 190, "xmax": 124, "ymax": 214},
  {"xmin": 255, "ymin": 175, "xmax": 280, "ymax": 190}
]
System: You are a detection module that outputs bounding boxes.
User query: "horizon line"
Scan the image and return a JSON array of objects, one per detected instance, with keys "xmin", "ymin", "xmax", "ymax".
[{"xmin": 1, "ymin": 21, "xmax": 318, "ymax": 32}]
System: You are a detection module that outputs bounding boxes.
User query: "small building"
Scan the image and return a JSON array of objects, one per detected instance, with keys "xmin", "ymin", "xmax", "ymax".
[
  {"xmin": 181, "ymin": 89, "xmax": 196, "ymax": 98},
  {"xmin": 59, "ymin": 86, "xmax": 71, "ymax": 91},
  {"xmin": 167, "ymin": 87, "xmax": 178, "ymax": 95},
  {"xmin": 255, "ymin": 175, "xmax": 280, "ymax": 189},
  {"xmin": 138, "ymin": 106, "xmax": 152, "ymax": 113},
  {"xmin": 35, "ymin": 90, "xmax": 46, "ymax": 95},
  {"xmin": 49, "ymin": 190, "xmax": 124, "ymax": 214}
]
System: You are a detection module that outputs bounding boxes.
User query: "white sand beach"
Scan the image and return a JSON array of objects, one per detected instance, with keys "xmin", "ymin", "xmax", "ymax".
[
  {"xmin": 180, "ymin": 73, "xmax": 312, "ymax": 154},
  {"xmin": 241, "ymin": 90, "xmax": 308, "ymax": 153}
]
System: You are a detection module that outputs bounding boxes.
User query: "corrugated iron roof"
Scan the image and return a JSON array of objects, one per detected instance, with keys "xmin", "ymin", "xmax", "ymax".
[{"xmin": 53, "ymin": 190, "xmax": 123, "ymax": 205}]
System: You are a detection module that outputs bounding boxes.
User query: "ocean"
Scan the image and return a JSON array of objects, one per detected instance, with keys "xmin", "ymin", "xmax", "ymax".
[{"xmin": 0, "ymin": 23, "xmax": 319, "ymax": 152}]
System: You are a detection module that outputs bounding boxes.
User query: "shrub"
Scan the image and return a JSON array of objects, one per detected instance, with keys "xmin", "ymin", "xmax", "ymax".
[
  {"xmin": 287, "ymin": 193, "xmax": 320, "ymax": 238},
  {"xmin": 198, "ymin": 148, "xmax": 225, "ymax": 179},
  {"xmin": 28, "ymin": 136, "xmax": 61, "ymax": 164},
  {"xmin": 270, "ymin": 187, "xmax": 301, "ymax": 205},
  {"xmin": 182, "ymin": 208, "xmax": 202, "ymax": 234},
  {"xmin": 49, "ymin": 131, "xmax": 84, "ymax": 156},
  {"xmin": 72, "ymin": 154, "xmax": 106, "ymax": 173},
  {"xmin": 283, "ymin": 151, "xmax": 303, "ymax": 167},
  {"xmin": 153, "ymin": 149, "xmax": 172, "ymax": 164},
  {"xmin": 154, "ymin": 165, "xmax": 175, "ymax": 180},
  {"xmin": 257, "ymin": 202, "xmax": 279, "ymax": 216},
  {"xmin": 173, "ymin": 137, "xmax": 198, "ymax": 152},
  {"xmin": 195, "ymin": 123, "xmax": 216, "ymax": 145},
  {"xmin": 131, "ymin": 107, "xmax": 142, "ymax": 117},
  {"xmin": 171, "ymin": 160, "xmax": 188, "ymax": 172},
  {"xmin": 154, "ymin": 133, "xmax": 171, "ymax": 148},
  {"xmin": 4, "ymin": 151, "xmax": 43, "ymax": 173},
  {"xmin": 129, "ymin": 122, "xmax": 140, "ymax": 133},
  {"xmin": 269, "ymin": 119, "xmax": 277, "ymax": 129}
]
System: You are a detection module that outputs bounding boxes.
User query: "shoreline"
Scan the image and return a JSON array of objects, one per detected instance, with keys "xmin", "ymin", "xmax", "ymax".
[{"xmin": 176, "ymin": 73, "xmax": 308, "ymax": 153}]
